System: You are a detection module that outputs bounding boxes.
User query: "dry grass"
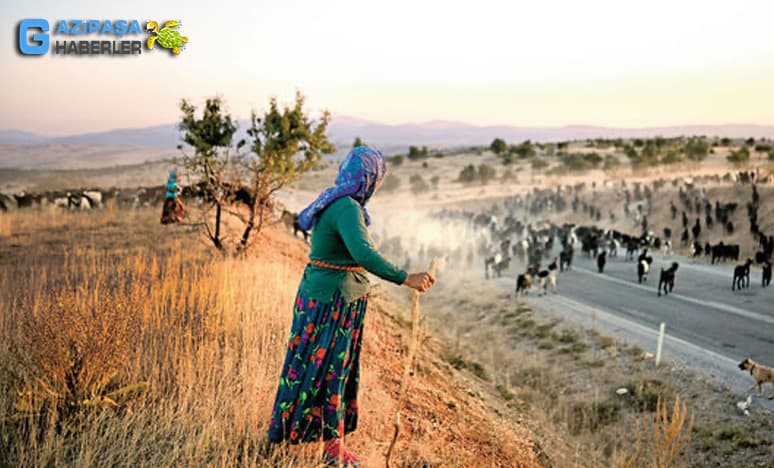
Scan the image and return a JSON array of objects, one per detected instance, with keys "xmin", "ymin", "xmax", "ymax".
[
  {"xmin": 414, "ymin": 275, "xmax": 770, "ymax": 468},
  {"xmin": 0, "ymin": 208, "xmax": 324, "ymax": 466},
  {"xmin": 616, "ymin": 396, "xmax": 694, "ymax": 468},
  {"xmin": 0, "ymin": 208, "xmax": 541, "ymax": 467}
]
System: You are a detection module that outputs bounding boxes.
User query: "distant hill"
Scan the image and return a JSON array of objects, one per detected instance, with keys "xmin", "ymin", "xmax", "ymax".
[
  {"xmin": 1, "ymin": 118, "xmax": 773, "ymax": 170},
  {"xmin": 5, "ymin": 118, "xmax": 774, "ymax": 150},
  {"xmin": 0, "ymin": 130, "xmax": 51, "ymax": 145}
]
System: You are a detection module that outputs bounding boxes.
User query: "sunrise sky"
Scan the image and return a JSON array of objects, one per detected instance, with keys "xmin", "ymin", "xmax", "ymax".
[{"xmin": 2, "ymin": 0, "xmax": 774, "ymax": 135}]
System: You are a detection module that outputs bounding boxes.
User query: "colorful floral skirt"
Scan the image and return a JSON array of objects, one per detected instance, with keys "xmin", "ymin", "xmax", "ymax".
[{"xmin": 268, "ymin": 289, "xmax": 368, "ymax": 444}]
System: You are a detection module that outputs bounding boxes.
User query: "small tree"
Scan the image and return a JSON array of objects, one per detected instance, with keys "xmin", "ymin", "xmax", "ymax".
[
  {"xmin": 727, "ymin": 146, "xmax": 750, "ymax": 165},
  {"xmin": 407, "ymin": 145, "xmax": 429, "ymax": 160},
  {"xmin": 178, "ymin": 96, "xmax": 240, "ymax": 251},
  {"xmin": 353, "ymin": 136, "xmax": 365, "ymax": 148},
  {"xmin": 179, "ymin": 91, "xmax": 334, "ymax": 253},
  {"xmin": 511, "ymin": 140, "xmax": 536, "ymax": 159},
  {"xmin": 684, "ymin": 138, "xmax": 709, "ymax": 162},
  {"xmin": 490, "ymin": 137, "xmax": 508, "ymax": 156}
]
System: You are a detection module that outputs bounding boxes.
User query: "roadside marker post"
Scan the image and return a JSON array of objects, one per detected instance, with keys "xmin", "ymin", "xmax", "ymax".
[{"xmin": 655, "ymin": 322, "xmax": 666, "ymax": 367}]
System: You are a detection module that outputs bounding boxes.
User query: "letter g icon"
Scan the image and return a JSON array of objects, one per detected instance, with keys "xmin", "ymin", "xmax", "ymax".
[{"xmin": 19, "ymin": 19, "xmax": 49, "ymax": 55}]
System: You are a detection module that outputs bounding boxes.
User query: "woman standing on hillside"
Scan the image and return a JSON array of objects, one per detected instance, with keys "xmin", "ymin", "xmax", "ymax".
[
  {"xmin": 267, "ymin": 146, "xmax": 435, "ymax": 466},
  {"xmin": 160, "ymin": 168, "xmax": 185, "ymax": 224}
]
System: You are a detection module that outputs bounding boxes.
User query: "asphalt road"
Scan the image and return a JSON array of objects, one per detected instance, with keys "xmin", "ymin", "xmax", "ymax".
[{"xmin": 492, "ymin": 250, "xmax": 774, "ymax": 404}]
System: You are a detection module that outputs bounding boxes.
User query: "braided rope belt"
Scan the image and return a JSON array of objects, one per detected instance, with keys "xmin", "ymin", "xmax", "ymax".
[{"xmin": 308, "ymin": 259, "xmax": 365, "ymax": 272}]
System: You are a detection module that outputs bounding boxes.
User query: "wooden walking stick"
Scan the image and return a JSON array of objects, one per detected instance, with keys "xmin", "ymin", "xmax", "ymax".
[{"xmin": 385, "ymin": 259, "xmax": 436, "ymax": 468}]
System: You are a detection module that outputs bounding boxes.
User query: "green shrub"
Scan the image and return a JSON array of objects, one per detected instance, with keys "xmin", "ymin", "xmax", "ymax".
[
  {"xmin": 457, "ymin": 164, "xmax": 477, "ymax": 184},
  {"xmin": 530, "ymin": 157, "xmax": 548, "ymax": 170},
  {"xmin": 727, "ymin": 146, "xmax": 750, "ymax": 164},
  {"xmin": 381, "ymin": 173, "xmax": 401, "ymax": 192},
  {"xmin": 409, "ymin": 174, "xmax": 431, "ymax": 194},
  {"xmin": 603, "ymin": 154, "xmax": 620, "ymax": 170},
  {"xmin": 389, "ymin": 155, "xmax": 404, "ymax": 166},
  {"xmin": 478, "ymin": 164, "xmax": 497, "ymax": 184}
]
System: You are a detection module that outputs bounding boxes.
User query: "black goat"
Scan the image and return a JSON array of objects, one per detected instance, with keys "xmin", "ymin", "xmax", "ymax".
[
  {"xmin": 658, "ymin": 262, "xmax": 680, "ymax": 297},
  {"xmin": 732, "ymin": 258, "xmax": 753, "ymax": 291},
  {"xmin": 762, "ymin": 261, "xmax": 772, "ymax": 288}
]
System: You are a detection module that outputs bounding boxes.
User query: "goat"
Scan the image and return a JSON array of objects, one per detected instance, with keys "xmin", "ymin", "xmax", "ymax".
[
  {"xmin": 732, "ymin": 258, "xmax": 753, "ymax": 291},
  {"xmin": 515, "ymin": 266, "xmax": 536, "ymax": 296},
  {"xmin": 763, "ymin": 261, "xmax": 772, "ymax": 287},
  {"xmin": 597, "ymin": 251, "xmax": 607, "ymax": 273},
  {"xmin": 658, "ymin": 262, "xmax": 680, "ymax": 297}
]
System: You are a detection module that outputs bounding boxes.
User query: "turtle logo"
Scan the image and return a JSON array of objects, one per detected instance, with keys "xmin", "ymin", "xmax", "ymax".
[{"xmin": 145, "ymin": 20, "xmax": 187, "ymax": 55}]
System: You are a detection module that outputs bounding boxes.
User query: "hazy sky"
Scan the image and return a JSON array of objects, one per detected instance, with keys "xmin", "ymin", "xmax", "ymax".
[{"xmin": 2, "ymin": 0, "xmax": 774, "ymax": 135}]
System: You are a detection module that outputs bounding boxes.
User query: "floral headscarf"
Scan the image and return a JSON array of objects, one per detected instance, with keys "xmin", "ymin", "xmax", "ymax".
[{"xmin": 297, "ymin": 146, "xmax": 386, "ymax": 231}]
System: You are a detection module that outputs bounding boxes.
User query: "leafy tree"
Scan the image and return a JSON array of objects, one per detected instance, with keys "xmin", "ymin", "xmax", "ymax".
[
  {"xmin": 684, "ymin": 138, "xmax": 709, "ymax": 161},
  {"xmin": 353, "ymin": 136, "xmax": 365, "ymax": 148},
  {"xmin": 745, "ymin": 137, "xmax": 755, "ymax": 146},
  {"xmin": 633, "ymin": 139, "xmax": 644, "ymax": 147},
  {"xmin": 557, "ymin": 141, "xmax": 569, "ymax": 152},
  {"xmin": 500, "ymin": 153, "xmax": 515, "ymax": 165},
  {"xmin": 511, "ymin": 140, "xmax": 536, "ymax": 159},
  {"xmin": 407, "ymin": 145, "xmax": 429, "ymax": 160},
  {"xmin": 490, "ymin": 138, "xmax": 508, "ymax": 155},
  {"xmin": 178, "ymin": 96, "xmax": 240, "ymax": 251},
  {"xmin": 754, "ymin": 144, "xmax": 771, "ymax": 153},
  {"xmin": 720, "ymin": 137, "xmax": 732, "ymax": 146},
  {"xmin": 179, "ymin": 92, "xmax": 334, "ymax": 253},
  {"xmin": 478, "ymin": 164, "xmax": 497, "ymax": 184},
  {"xmin": 727, "ymin": 146, "xmax": 750, "ymax": 165}
]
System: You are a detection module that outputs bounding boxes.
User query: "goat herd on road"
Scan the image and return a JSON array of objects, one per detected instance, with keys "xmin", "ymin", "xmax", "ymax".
[
  {"xmin": 375, "ymin": 170, "xmax": 772, "ymax": 300},
  {"xmin": 1, "ymin": 171, "xmax": 772, "ymax": 300}
]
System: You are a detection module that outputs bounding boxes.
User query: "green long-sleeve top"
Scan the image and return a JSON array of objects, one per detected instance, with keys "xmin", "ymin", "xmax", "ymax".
[{"xmin": 299, "ymin": 196, "xmax": 408, "ymax": 304}]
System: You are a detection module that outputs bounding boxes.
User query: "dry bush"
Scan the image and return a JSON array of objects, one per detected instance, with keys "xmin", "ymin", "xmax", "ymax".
[
  {"xmin": 7, "ymin": 286, "xmax": 143, "ymax": 421},
  {"xmin": 616, "ymin": 395, "xmax": 694, "ymax": 468},
  {"xmin": 0, "ymin": 209, "xmax": 307, "ymax": 466}
]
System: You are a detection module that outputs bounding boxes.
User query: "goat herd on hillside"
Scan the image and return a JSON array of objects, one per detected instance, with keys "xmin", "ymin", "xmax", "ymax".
[{"xmin": 0, "ymin": 170, "xmax": 772, "ymax": 299}]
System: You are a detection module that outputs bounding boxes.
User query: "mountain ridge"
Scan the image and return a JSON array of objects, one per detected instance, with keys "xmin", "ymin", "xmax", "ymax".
[{"xmin": 2, "ymin": 118, "xmax": 773, "ymax": 150}]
